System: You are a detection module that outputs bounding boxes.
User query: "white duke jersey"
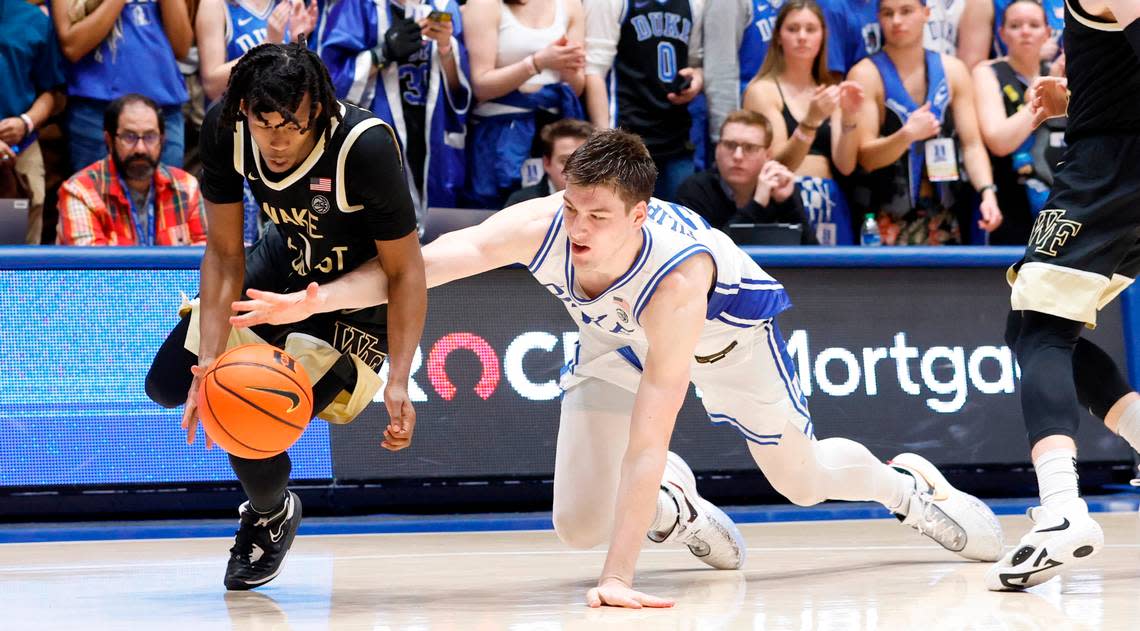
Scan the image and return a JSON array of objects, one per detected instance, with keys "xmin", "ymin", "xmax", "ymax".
[
  {"xmin": 924, "ymin": 0, "xmax": 965, "ymax": 55},
  {"xmin": 527, "ymin": 198, "xmax": 792, "ymax": 382}
]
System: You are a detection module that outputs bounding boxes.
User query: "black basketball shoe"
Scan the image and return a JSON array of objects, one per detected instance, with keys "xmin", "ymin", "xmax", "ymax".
[{"xmin": 224, "ymin": 491, "xmax": 302, "ymax": 591}]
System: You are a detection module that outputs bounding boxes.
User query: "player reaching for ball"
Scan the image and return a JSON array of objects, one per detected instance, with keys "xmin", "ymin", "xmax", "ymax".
[
  {"xmin": 144, "ymin": 41, "xmax": 426, "ymax": 591},
  {"xmin": 231, "ymin": 129, "xmax": 1004, "ymax": 608}
]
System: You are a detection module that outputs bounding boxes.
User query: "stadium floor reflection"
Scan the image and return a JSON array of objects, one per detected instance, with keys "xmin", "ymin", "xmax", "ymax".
[{"xmin": 2, "ymin": 513, "xmax": 1139, "ymax": 630}]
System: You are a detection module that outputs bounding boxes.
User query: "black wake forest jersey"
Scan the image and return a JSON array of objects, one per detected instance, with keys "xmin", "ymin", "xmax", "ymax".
[
  {"xmin": 199, "ymin": 102, "xmax": 417, "ymax": 290},
  {"xmin": 1063, "ymin": 0, "xmax": 1140, "ymax": 139},
  {"xmin": 614, "ymin": 0, "xmax": 696, "ymax": 156}
]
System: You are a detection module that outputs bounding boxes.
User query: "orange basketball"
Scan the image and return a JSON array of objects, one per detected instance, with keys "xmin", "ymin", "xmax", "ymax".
[{"xmin": 198, "ymin": 344, "xmax": 314, "ymax": 459}]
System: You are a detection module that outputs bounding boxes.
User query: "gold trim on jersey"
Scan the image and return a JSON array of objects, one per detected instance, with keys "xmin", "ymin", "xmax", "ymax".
[
  {"xmin": 1064, "ymin": 0, "xmax": 1122, "ymax": 31},
  {"xmin": 1007, "ymin": 262, "xmax": 1134, "ymax": 327},
  {"xmin": 247, "ymin": 103, "xmax": 348, "ymax": 191},
  {"xmin": 335, "ymin": 117, "xmax": 395, "ymax": 213}
]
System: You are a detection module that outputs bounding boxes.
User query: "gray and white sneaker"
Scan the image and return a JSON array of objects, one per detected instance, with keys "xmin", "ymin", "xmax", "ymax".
[
  {"xmin": 647, "ymin": 451, "xmax": 747, "ymax": 570},
  {"xmin": 890, "ymin": 453, "xmax": 1004, "ymax": 562}
]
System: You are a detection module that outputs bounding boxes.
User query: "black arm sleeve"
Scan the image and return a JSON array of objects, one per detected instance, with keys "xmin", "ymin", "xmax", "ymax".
[
  {"xmin": 198, "ymin": 104, "xmax": 246, "ymax": 205},
  {"xmin": 344, "ymin": 124, "xmax": 418, "ymax": 241}
]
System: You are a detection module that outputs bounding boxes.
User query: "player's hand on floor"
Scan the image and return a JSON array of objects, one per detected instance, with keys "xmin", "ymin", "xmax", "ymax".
[
  {"xmin": 182, "ymin": 364, "xmax": 215, "ymax": 449},
  {"xmin": 382, "ymin": 383, "xmax": 416, "ymax": 451},
  {"xmin": 230, "ymin": 282, "xmax": 324, "ymax": 327},
  {"xmin": 586, "ymin": 577, "xmax": 675, "ymax": 609}
]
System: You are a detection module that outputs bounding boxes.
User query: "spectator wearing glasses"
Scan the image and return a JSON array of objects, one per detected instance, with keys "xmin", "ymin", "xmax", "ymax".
[
  {"xmin": 676, "ymin": 109, "xmax": 817, "ymax": 244},
  {"xmin": 57, "ymin": 94, "xmax": 205, "ymax": 245}
]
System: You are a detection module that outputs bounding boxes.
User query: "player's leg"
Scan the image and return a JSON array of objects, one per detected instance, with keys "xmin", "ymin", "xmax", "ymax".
[
  {"xmin": 551, "ymin": 377, "xmax": 635, "ymax": 549},
  {"xmin": 988, "ymin": 141, "xmax": 1140, "ymax": 589},
  {"xmin": 696, "ymin": 321, "xmax": 1003, "ymax": 561},
  {"xmin": 552, "ymin": 359, "xmax": 745, "ymax": 569}
]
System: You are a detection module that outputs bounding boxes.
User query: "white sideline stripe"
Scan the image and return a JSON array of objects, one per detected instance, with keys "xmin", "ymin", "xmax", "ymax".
[{"xmin": 6, "ymin": 543, "xmax": 1140, "ymax": 574}]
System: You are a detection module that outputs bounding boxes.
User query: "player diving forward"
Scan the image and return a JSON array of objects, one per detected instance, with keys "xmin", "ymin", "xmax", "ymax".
[{"xmin": 230, "ymin": 129, "xmax": 1003, "ymax": 608}]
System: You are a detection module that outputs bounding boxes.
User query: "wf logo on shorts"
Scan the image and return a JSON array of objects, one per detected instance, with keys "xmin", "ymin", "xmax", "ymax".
[{"xmin": 1029, "ymin": 209, "xmax": 1082, "ymax": 257}]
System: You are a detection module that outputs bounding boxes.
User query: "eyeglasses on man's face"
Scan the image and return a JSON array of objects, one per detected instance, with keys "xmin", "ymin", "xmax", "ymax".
[{"xmin": 116, "ymin": 131, "xmax": 162, "ymax": 147}]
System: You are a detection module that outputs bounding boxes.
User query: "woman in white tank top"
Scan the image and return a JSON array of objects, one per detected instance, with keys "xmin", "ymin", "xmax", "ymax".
[
  {"xmin": 463, "ymin": 0, "xmax": 586, "ymax": 103},
  {"xmin": 463, "ymin": 0, "xmax": 588, "ymax": 208}
]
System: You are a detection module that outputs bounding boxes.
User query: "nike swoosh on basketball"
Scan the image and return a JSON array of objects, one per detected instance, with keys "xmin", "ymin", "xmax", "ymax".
[{"xmin": 246, "ymin": 386, "xmax": 302, "ymax": 412}]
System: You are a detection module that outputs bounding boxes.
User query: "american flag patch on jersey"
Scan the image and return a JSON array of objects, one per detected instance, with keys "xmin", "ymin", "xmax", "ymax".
[{"xmin": 310, "ymin": 177, "xmax": 332, "ymax": 192}]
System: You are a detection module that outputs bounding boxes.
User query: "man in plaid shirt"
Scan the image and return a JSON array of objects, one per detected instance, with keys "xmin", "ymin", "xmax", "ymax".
[{"xmin": 57, "ymin": 94, "xmax": 206, "ymax": 246}]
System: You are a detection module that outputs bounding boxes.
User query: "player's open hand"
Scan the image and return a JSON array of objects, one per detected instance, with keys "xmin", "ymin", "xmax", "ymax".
[
  {"xmin": 182, "ymin": 364, "xmax": 215, "ymax": 449},
  {"xmin": 230, "ymin": 282, "xmax": 325, "ymax": 328},
  {"xmin": 585, "ymin": 577, "xmax": 675, "ymax": 609},
  {"xmin": 1028, "ymin": 76, "xmax": 1068, "ymax": 128},
  {"xmin": 382, "ymin": 382, "xmax": 416, "ymax": 451}
]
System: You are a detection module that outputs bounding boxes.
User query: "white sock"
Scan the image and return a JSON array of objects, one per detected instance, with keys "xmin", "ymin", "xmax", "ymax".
[
  {"xmin": 1034, "ymin": 448, "xmax": 1087, "ymax": 517},
  {"xmin": 1113, "ymin": 399, "xmax": 1140, "ymax": 453},
  {"xmin": 888, "ymin": 470, "xmax": 919, "ymax": 516},
  {"xmin": 649, "ymin": 488, "xmax": 680, "ymax": 535}
]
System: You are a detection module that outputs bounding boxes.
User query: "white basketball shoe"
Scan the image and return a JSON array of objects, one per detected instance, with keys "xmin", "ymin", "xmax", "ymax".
[
  {"xmin": 889, "ymin": 453, "xmax": 1004, "ymax": 562},
  {"xmin": 985, "ymin": 505, "xmax": 1103, "ymax": 591},
  {"xmin": 647, "ymin": 451, "xmax": 747, "ymax": 570}
]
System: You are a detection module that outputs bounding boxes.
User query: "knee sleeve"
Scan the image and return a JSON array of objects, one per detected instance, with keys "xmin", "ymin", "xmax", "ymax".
[
  {"xmin": 1073, "ymin": 338, "xmax": 1133, "ymax": 419},
  {"xmin": 1015, "ymin": 311, "xmax": 1085, "ymax": 445},
  {"xmin": 145, "ymin": 314, "xmax": 196, "ymax": 408},
  {"xmin": 229, "ymin": 451, "xmax": 292, "ymax": 512}
]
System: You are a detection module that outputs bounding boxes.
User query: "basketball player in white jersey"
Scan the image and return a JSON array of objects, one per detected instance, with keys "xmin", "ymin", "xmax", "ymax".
[{"xmin": 229, "ymin": 130, "xmax": 1003, "ymax": 608}]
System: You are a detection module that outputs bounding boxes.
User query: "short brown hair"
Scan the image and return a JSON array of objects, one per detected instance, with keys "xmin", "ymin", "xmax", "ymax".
[
  {"xmin": 562, "ymin": 129, "xmax": 657, "ymax": 207},
  {"xmin": 540, "ymin": 119, "xmax": 595, "ymax": 157},
  {"xmin": 720, "ymin": 110, "xmax": 773, "ymax": 148}
]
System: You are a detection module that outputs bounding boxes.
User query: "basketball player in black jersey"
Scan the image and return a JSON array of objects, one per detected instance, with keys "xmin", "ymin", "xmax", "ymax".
[
  {"xmin": 991, "ymin": 0, "xmax": 1140, "ymax": 591},
  {"xmin": 144, "ymin": 42, "xmax": 426, "ymax": 590}
]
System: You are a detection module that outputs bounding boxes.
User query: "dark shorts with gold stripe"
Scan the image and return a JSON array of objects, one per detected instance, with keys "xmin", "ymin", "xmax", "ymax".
[{"xmin": 1009, "ymin": 133, "xmax": 1140, "ymax": 326}]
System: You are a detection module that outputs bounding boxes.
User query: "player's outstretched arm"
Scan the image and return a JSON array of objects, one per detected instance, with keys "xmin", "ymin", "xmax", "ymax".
[
  {"xmin": 229, "ymin": 194, "xmax": 561, "ymax": 327},
  {"xmin": 587, "ymin": 253, "xmax": 713, "ymax": 609}
]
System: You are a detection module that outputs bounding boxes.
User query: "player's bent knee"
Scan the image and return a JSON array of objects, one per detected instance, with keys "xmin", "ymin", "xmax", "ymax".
[
  {"xmin": 767, "ymin": 475, "xmax": 825, "ymax": 507},
  {"xmin": 552, "ymin": 510, "xmax": 607, "ymax": 549}
]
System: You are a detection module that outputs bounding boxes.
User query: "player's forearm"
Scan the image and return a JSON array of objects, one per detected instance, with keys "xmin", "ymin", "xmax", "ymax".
[
  {"xmin": 858, "ymin": 129, "xmax": 913, "ymax": 172},
  {"xmin": 198, "ymin": 246, "xmax": 245, "ymax": 364},
  {"xmin": 383, "ymin": 264, "xmax": 428, "ymax": 388},
  {"xmin": 601, "ymin": 446, "xmax": 670, "ymax": 585},
  {"xmin": 601, "ymin": 381, "xmax": 686, "ymax": 584}
]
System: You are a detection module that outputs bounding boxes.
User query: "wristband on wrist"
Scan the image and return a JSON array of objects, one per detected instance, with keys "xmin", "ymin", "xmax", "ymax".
[
  {"xmin": 978, "ymin": 184, "xmax": 998, "ymax": 195},
  {"xmin": 793, "ymin": 126, "xmax": 815, "ymax": 143},
  {"xmin": 19, "ymin": 113, "xmax": 33, "ymax": 135}
]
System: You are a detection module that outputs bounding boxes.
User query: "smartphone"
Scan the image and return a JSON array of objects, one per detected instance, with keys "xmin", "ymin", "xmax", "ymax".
[
  {"xmin": 668, "ymin": 73, "xmax": 691, "ymax": 94},
  {"xmin": 427, "ymin": 10, "xmax": 452, "ymax": 22}
]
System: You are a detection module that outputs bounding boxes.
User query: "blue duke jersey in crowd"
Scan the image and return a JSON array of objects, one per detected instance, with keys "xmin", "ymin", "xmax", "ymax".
[
  {"xmin": 530, "ymin": 198, "xmax": 792, "ymax": 383},
  {"xmin": 321, "ymin": 0, "xmax": 469, "ymax": 219},
  {"xmin": 612, "ymin": 0, "xmax": 697, "ymax": 157},
  {"xmin": 738, "ymin": 0, "xmax": 778, "ymax": 93},
  {"xmin": 224, "ymin": 0, "xmax": 275, "ymax": 60}
]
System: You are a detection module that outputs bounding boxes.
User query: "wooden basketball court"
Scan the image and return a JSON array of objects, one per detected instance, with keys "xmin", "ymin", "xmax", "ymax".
[{"xmin": 2, "ymin": 513, "xmax": 1139, "ymax": 629}]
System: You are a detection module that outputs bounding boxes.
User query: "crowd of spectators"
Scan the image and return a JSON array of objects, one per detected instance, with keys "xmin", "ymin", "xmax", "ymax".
[{"xmin": 0, "ymin": 0, "xmax": 1066, "ymax": 246}]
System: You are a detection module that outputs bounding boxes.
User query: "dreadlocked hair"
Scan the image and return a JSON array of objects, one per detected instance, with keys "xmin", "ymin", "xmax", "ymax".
[{"xmin": 219, "ymin": 38, "xmax": 341, "ymax": 140}]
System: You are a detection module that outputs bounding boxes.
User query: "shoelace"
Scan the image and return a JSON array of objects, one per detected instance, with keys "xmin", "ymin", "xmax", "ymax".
[
  {"xmin": 229, "ymin": 520, "xmax": 258, "ymax": 561},
  {"xmin": 911, "ymin": 493, "xmax": 965, "ymax": 550}
]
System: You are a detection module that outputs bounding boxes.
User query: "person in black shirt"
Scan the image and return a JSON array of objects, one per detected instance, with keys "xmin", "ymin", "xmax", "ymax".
[
  {"xmin": 990, "ymin": 0, "xmax": 1140, "ymax": 592},
  {"xmin": 143, "ymin": 41, "xmax": 427, "ymax": 591},
  {"xmin": 676, "ymin": 110, "xmax": 817, "ymax": 244},
  {"xmin": 504, "ymin": 118, "xmax": 593, "ymax": 207}
]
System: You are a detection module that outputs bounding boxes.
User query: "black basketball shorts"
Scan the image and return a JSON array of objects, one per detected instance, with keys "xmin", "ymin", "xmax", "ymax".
[{"xmin": 1008, "ymin": 133, "xmax": 1140, "ymax": 326}]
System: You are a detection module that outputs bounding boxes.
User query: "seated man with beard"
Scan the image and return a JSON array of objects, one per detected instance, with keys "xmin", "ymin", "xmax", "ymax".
[{"xmin": 57, "ymin": 94, "xmax": 206, "ymax": 246}]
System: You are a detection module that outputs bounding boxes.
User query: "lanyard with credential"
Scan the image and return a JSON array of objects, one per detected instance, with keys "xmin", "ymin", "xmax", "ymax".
[{"xmin": 117, "ymin": 175, "xmax": 156, "ymax": 246}]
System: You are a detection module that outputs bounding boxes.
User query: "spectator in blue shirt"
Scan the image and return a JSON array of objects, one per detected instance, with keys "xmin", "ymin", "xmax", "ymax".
[
  {"xmin": 51, "ymin": 0, "xmax": 193, "ymax": 172},
  {"xmin": 0, "ymin": 0, "xmax": 67, "ymax": 243}
]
